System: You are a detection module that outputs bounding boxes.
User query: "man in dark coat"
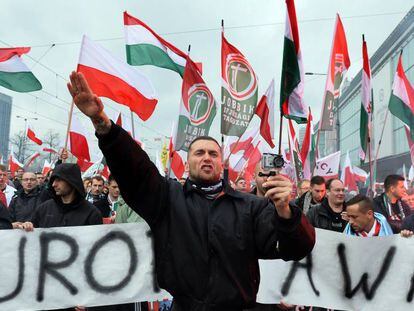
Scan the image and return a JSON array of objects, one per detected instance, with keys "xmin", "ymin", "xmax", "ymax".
[
  {"xmin": 67, "ymin": 71, "xmax": 316, "ymax": 311},
  {"xmin": 374, "ymin": 174, "xmax": 411, "ymax": 233}
]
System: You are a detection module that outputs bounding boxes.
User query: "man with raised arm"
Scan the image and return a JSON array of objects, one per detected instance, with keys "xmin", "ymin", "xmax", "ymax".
[{"xmin": 67, "ymin": 71, "xmax": 315, "ymax": 311}]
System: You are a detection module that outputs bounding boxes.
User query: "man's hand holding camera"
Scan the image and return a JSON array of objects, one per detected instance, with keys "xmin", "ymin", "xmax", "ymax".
[{"xmin": 263, "ymin": 174, "xmax": 292, "ymax": 219}]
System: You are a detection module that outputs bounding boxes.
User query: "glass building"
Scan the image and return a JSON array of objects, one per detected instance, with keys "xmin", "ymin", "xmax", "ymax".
[{"xmin": 0, "ymin": 93, "xmax": 12, "ymax": 162}]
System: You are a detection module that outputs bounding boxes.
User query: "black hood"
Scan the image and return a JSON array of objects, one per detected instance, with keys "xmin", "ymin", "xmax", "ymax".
[{"xmin": 49, "ymin": 163, "xmax": 86, "ymax": 198}]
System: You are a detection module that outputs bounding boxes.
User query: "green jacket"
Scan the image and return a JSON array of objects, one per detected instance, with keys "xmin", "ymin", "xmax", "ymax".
[{"xmin": 114, "ymin": 197, "xmax": 144, "ymax": 223}]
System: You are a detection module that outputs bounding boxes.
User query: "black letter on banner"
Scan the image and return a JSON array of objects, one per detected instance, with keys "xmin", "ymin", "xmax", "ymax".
[
  {"xmin": 406, "ymin": 275, "xmax": 414, "ymax": 302},
  {"xmin": 146, "ymin": 230, "xmax": 161, "ymax": 293},
  {"xmin": 37, "ymin": 232, "xmax": 79, "ymax": 302},
  {"xmin": 338, "ymin": 243, "xmax": 396, "ymax": 299},
  {"xmin": 281, "ymin": 254, "xmax": 320, "ymax": 296},
  {"xmin": 85, "ymin": 231, "xmax": 137, "ymax": 293},
  {"xmin": 0, "ymin": 237, "xmax": 26, "ymax": 302}
]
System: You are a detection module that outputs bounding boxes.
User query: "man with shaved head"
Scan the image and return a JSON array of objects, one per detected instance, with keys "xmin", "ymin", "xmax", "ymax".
[{"xmin": 67, "ymin": 71, "xmax": 315, "ymax": 311}]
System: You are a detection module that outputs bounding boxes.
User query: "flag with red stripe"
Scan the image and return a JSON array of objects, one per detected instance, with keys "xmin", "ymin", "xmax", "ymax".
[{"xmin": 256, "ymin": 79, "xmax": 275, "ymax": 148}]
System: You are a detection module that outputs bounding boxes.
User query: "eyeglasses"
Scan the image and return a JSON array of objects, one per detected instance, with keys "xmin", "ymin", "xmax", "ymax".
[{"xmin": 22, "ymin": 178, "xmax": 37, "ymax": 182}]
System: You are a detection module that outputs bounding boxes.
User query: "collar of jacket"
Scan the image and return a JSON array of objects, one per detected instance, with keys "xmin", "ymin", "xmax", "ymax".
[
  {"xmin": 319, "ymin": 197, "xmax": 345, "ymax": 216},
  {"xmin": 183, "ymin": 179, "xmax": 245, "ymax": 199},
  {"xmin": 15, "ymin": 186, "xmax": 40, "ymax": 198}
]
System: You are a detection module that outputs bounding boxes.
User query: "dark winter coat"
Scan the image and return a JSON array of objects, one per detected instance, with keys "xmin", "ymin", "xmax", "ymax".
[
  {"xmin": 9, "ymin": 186, "xmax": 49, "ymax": 222},
  {"xmin": 98, "ymin": 122, "xmax": 315, "ymax": 311},
  {"xmin": 32, "ymin": 163, "xmax": 102, "ymax": 228},
  {"xmin": 306, "ymin": 198, "xmax": 347, "ymax": 232},
  {"xmin": 373, "ymin": 193, "xmax": 412, "ymax": 233},
  {"xmin": 0, "ymin": 202, "xmax": 12, "ymax": 229}
]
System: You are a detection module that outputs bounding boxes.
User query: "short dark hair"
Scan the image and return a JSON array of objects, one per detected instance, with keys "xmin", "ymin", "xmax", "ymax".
[
  {"xmin": 384, "ymin": 174, "xmax": 404, "ymax": 191},
  {"xmin": 0, "ymin": 164, "xmax": 6, "ymax": 172},
  {"xmin": 35, "ymin": 171, "xmax": 43, "ymax": 175},
  {"xmin": 92, "ymin": 175, "xmax": 104, "ymax": 184},
  {"xmin": 346, "ymin": 194, "xmax": 374, "ymax": 213},
  {"xmin": 108, "ymin": 174, "xmax": 116, "ymax": 184},
  {"xmin": 326, "ymin": 178, "xmax": 342, "ymax": 190},
  {"xmin": 188, "ymin": 136, "xmax": 220, "ymax": 152},
  {"xmin": 310, "ymin": 176, "xmax": 325, "ymax": 186}
]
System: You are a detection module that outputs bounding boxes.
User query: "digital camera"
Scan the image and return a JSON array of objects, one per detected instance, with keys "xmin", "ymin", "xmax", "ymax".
[{"xmin": 261, "ymin": 153, "xmax": 285, "ymax": 171}]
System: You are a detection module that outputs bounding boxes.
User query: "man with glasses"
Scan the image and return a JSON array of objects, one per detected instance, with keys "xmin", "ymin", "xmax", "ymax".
[
  {"xmin": 0, "ymin": 164, "xmax": 16, "ymax": 207},
  {"xmin": 9, "ymin": 172, "xmax": 48, "ymax": 227}
]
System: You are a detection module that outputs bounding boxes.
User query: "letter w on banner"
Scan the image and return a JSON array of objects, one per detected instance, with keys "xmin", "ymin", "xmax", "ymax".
[
  {"xmin": 221, "ymin": 32, "xmax": 258, "ymax": 137},
  {"xmin": 314, "ymin": 150, "xmax": 341, "ymax": 180},
  {"xmin": 175, "ymin": 55, "xmax": 217, "ymax": 152},
  {"xmin": 319, "ymin": 14, "xmax": 350, "ymax": 131}
]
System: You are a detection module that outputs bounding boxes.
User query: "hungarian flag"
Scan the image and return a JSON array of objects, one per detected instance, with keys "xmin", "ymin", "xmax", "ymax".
[
  {"xmin": 314, "ymin": 151, "xmax": 341, "ymax": 180},
  {"xmin": 24, "ymin": 151, "xmax": 40, "ymax": 168},
  {"xmin": 287, "ymin": 120, "xmax": 303, "ymax": 181},
  {"xmin": 69, "ymin": 115, "xmax": 91, "ymax": 162},
  {"xmin": 360, "ymin": 36, "xmax": 373, "ymax": 161},
  {"xmin": 42, "ymin": 160, "xmax": 52, "ymax": 176},
  {"xmin": 341, "ymin": 151, "xmax": 357, "ymax": 192},
  {"xmin": 300, "ymin": 108, "xmax": 313, "ymax": 179},
  {"xmin": 8, "ymin": 152, "xmax": 23, "ymax": 176},
  {"xmin": 175, "ymin": 55, "xmax": 217, "ymax": 152},
  {"xmin": 77, "ymin": 35, "xmax": 158, "ymax": 121},
  {"xmin": 280, "ymin": 0, "xmax": 307, "ymax": 124},
  {"xmin": 319, "ymin": 14, "xmax": 350, "ymax": 131},
  {"xmin": 168, "ymin": 122, "xmax": 185, "ymax": 179},
  {"xmin": 389, "ymin": 53, "xmax": 414, "ymax": 140},
  {"xmin": 0, "ymin": 47, "xmax": 42, "ymax": 92},
  {"xmin": 221, "ymin": 32, "xmax": 258, "ymax": 137},
  {"xmin": 124, "ymin": 11, "xmax": 188, "ymax": 77},
  {"xmin": 27, "ymin": 125, "xmax": 43, "ymax": 145},
  {"xmin": 255, "ymin": 79, "xmax": 275, "ymax": 148}
]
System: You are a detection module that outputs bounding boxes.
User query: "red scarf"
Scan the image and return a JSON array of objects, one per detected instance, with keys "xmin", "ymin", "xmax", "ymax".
[{"xmin": 357, "ymin": 220, "xmax": 381, "ymax": 237}]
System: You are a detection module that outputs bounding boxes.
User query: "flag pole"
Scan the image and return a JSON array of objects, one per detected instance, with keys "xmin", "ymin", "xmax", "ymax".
[
  {"xmin": 130, "ymin": 110, "xmax": 136, "ymax": 139},
  {"xmin": 63, "ymin": 100, "xmax": 75, "ymax": 163},
  {"xmin": 221, "ymin": 18, "xmax": 229, "ymax": 184}
]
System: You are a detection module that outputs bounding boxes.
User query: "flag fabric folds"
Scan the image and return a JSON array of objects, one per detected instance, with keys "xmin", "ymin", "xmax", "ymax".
[
  {"xmin": 77, "ymin": 35, "xmax": 158, "ymax": 121},
  {"xmin": 256, "ymin": 79, "xmax": 275, "ymax": 148}
]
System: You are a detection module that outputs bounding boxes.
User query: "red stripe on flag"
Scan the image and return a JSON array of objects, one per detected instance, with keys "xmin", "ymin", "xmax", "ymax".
[
  {"xmin": 256, "ymin": 95, "xmax": 274, "ymax": 148},
  {"xmin": 70, "ymin": 131, "xmax": 91, "ymax": 162},
  {"xmin": 0, "ymin": 47, "xmax": 30, "ymax": 62},
  {"xmin": 27, "ymin": 128, "xmax": 43, "ymax": 145},
  {"xmin": 77, "ymin": 64, "xmax": 158, "ymax": 121}
]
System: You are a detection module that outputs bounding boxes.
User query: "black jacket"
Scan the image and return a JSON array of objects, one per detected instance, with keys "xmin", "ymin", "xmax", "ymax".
[
  {"xmin": 0, "ymin": 202, "xmax": 12, "ymax": 229},
  {"xmin": 32, "ymin": 163, "xmax": 102, "ymax": 228},
  {"xmin": 306, "ymin": 198, "xmax": 347, "ymax": 232},
  {"xmin": 98, "ymin": 123, "xmax": 315, "ymax": 311},
  {"xmin": 373, "ymin": 193, "xmax": 412, "ymax": 233},
  {"xmin": 9, "ymin": 186, "xmax": 49, "ymax": 222}
]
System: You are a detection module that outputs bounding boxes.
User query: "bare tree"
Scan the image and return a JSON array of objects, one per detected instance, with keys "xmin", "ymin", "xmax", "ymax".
[
  {"xmin": 10, "ymin": 131, "xmax": 36, "ymax": 164},
  {"xmin": 42, "ymin": 130, "xmax": 62, "ymax": 162}
]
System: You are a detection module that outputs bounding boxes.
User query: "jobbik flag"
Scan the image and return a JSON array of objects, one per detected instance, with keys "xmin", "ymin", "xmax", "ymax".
[
  {"xmin": 280, "ymin": 0, "xmax": 308, "ymax": 124},
  {"xmin": 389, "ymin": 53, "xmax": 414, "ymax": 140},
  {"xmin": 175, "ymin": 55, "xmax": 217, "ymax": 152},
  {"xmin": 221, "ymin": 32, "xmax": 258, "ymax": 137},
  {"xmin": 0, "ymin": 47, "xmax": 42, "ymax": 92},
  {"xmin": 360, "ymin": 35, "xmax": 373, "ymax": 161},
  {"xmin": 314, "ymin": 151, "xmax": 341, "ymax": 179},
  {"xmin": 319, "ymin": 14, "xmax": 350, "ymax": 131}
]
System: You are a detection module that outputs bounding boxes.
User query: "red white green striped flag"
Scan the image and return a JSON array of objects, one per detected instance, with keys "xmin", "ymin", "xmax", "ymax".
[
  {"xmin": 280, "ymin": 0, "xmax": 307, "ymax": 124},
  {"xmin": 359, "ymin": 36, "xmax": 373, "ymax": 161},
  {"xmin": 124, "ymin": 11, "xmax": 187, "ymax": 77},
  {"xmin": 0, "ymin": 47, "xmax": 42, "ymax": 92},
  {"xmin": 300, "ymin": 108, "xmax": 313, "ymax": 179},
  {"xmin": 389, "ymin": 53, "xmax": 414, "ymax": 140}
]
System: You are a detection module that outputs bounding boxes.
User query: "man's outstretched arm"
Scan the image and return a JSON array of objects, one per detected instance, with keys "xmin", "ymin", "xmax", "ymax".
[{"xmin": 67, "ymin": 71, "xmax": 168, "ymax": 226}]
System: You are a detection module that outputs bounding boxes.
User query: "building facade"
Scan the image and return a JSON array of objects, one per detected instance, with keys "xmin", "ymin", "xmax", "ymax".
[
  {"xmin": 0, "ymin": 93, "xmax": 12, "ymax": 162},
  {"xmin": 318, "ymin": 7, "xmax": 414, "ymax": 182}
]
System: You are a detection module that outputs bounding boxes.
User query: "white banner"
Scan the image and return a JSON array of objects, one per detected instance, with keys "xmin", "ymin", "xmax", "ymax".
[
  {"xmin": 257, "ymin": 229, "xmax": 414, "ymax": 311},
  {"xmin": 2, "ymin": 224, "xmax": 414, "ymax": 310},
  {"xmin": 314, "ymin": 151, "xmax": 341, "ymax": 179},
  {"xmin": 0, "ymin": 223, "xmax": 170, "ymax": 311}
]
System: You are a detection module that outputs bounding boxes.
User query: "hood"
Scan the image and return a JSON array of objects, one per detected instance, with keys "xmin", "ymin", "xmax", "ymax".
[{"xmin": 49, "ymin": 163, "xmax": 86, "ymax": 198}]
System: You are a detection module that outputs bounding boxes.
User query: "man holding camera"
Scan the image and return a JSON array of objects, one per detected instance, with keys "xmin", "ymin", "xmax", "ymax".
[{"xmin": 67, "ymin": 71, "xmax": 315, "ymax": 311}]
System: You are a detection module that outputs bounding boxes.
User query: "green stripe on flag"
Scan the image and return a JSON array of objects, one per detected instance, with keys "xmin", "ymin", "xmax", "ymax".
[
  {"xmin": 389, "ymin": 92, "xmax": 414, "ymax": 140},
  {"xmin": 126, "ymin": 44, "xmax": 184, "ymax": 76},
  {"xmin": 360, "ymin": 103, "xmax": 369, "ymax": 158},
  {"xmin": 280, "ymin": 37, "xmax": 300, "ymax": 108},
  {"xmin": 0, "ymin": 71, "xmax": 42, "ymax": 92}
]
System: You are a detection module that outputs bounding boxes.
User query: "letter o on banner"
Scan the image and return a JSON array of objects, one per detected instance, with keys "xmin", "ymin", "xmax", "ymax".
[{"xmin": 84, "ymin": 231, "xmax": 138, "ymax": 293}]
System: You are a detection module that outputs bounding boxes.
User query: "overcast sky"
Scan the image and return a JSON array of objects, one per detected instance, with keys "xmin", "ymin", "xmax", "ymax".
[{"xmin": 1, "ymin": 0, "xmax": 413, "ymax": 160}]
